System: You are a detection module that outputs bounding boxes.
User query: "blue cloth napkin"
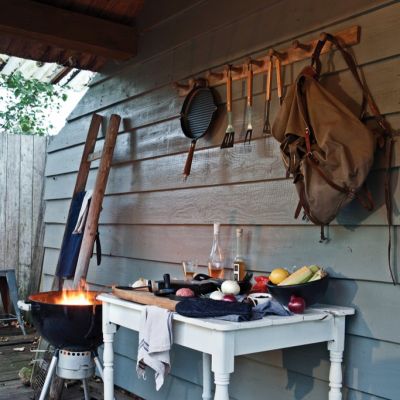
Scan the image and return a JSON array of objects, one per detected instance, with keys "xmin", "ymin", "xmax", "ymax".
[{"xmin": 216, "ymin": 298, "xmax": 292, "ymax": 322}]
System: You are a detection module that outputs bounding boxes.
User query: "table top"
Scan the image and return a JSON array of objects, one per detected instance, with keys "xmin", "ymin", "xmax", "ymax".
[{"xmin": 98, "ymin": 293, "xmax": 355, "ymax": 332}]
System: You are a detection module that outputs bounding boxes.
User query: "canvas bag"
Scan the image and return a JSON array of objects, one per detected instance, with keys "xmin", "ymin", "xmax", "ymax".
[{"xmin": 272, "ymin": 34, "xmax": 396, "ymax": 282}]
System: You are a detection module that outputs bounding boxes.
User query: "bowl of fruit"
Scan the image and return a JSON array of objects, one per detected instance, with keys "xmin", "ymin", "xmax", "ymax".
[{"xmin": 266, "ymin": 265, "xmax": 329, "ymax": 308}]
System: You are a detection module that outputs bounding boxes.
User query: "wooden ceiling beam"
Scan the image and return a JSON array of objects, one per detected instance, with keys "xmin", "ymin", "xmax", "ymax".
[{"xmin": 0, "ymin": 0, "xmax": 137, "ymax": 60}]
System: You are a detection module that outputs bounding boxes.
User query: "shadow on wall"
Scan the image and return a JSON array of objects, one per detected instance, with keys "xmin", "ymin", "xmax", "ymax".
[{"xmin": 281, "ymin": 274, "xmax": 374, "ymax": 399}]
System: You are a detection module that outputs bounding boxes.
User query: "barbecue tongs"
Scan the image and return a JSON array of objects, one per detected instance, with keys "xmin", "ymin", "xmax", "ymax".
[
  {"xmin": 244, "ymin": 60, "xmax": 254, "ymax": 144},
  {"xmin": 263, "ymin": 52, "xmax": 283, "ymax": 135}
]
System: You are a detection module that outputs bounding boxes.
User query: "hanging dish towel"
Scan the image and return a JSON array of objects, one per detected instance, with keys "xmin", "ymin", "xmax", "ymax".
[
  {"xmin": 137, "ymin": 306, "xmax": 173, "ymax": 391},
  {"xmin": 73, "ymin": 190, "xmax": 93, "ymax": 234},
  {"xmin": 56, "ymin": 191, "xmax": 86, "ymax": 279}
]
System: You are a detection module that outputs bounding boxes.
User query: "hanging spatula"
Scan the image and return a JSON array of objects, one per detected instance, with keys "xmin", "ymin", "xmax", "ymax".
[
  {"xmin": 220, "ymin": 65, "xmax": 235, "ymax": 148},
  {"xmin": 244, "ymin": 61, "xmax": 254, "ymax": 144}
]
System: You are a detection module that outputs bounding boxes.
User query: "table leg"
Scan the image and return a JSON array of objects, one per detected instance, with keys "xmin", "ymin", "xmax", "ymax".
[
  {"xmin": 214, "ymin": 372, "xmax": 231, "ymax": 400},
  {"xmin": 211, "ymin": 332, "xmax": 234, "ymax": 400},
  {"xmin": 328, "ymin": 350, "xmax": 343, "ymax": 400},
  {"xmin": 328, "ymin": 316, "xmax": 345, "ymax": 400},
  {"xmin": 103, "ymin": 304, "xmax": 117, "ymax": 400},
  {"xmin": 202, "ymin": 353, "xmax": 212, "ymax": 400}
]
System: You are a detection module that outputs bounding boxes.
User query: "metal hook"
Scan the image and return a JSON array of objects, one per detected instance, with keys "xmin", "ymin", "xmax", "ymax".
[
  {"xmin": 268, "ymin": 48, "xmax": 287, "ymax": 60},
  {"xmin": 292, "ymin": 39, "xmax": 312, "ymax": 52},
  {"xmin": 206, "ymin": 70, "xmax": 224, "ymax": 80}
]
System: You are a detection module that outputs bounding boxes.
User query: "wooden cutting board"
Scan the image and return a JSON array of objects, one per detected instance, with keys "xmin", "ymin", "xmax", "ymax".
[{"xmin": 112, "ymin": 287, "xmax": 178, "ymax": 311}]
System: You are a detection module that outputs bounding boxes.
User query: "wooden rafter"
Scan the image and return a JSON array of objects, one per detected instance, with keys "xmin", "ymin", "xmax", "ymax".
[{"xmin": 0, "ymin": 0, "xmax": 137, "ymax": 61}]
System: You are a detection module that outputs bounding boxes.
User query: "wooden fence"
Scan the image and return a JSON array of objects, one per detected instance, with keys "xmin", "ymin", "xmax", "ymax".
[{"xmin": 0, "ymin": 133, "xmax": 46, "ymax": 298}]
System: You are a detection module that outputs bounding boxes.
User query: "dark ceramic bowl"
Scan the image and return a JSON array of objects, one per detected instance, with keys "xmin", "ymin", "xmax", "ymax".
[{"xmin": 266, "ymin": 275, "xmax": 329, "ymax": 306}]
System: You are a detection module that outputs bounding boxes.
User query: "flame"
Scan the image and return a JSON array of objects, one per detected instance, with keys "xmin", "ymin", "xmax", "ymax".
[{"xmin": 54, "ymin": 288, "xmax": 96, "ymax": 306}]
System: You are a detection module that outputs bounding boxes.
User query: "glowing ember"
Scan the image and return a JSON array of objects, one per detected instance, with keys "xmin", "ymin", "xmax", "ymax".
[{"xmin": 54, "ymin": 290, "xmax": 95, "ymax": 305}]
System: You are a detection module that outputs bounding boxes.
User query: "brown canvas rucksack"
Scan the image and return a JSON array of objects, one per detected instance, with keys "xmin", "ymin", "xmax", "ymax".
[{"xmin": 272, "ymin": 33, "xmax": 396, "ymax": 283}]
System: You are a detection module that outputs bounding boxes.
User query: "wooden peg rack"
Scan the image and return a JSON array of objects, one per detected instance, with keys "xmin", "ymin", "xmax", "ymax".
[{"xmin": 174, "ymin": 25, "xmax": 360, "ymax": 96}]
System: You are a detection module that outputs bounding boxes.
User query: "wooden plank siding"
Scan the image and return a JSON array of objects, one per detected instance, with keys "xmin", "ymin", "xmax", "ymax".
[
  {"xmin": 0, "ymin": 134, "xmax": 46, "ymax": 298},
  {"xmin": 42, "ymin": 1, "xmax": 400, "ymax": 399}
]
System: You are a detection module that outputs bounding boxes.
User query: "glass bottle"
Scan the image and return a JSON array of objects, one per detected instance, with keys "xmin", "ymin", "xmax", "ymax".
[
  {"xmin": 233, "ymin": 228, "xmax": 246, "ymax": 281},
  {"xmin": 208, "ymin": 223, "xmax": 224, "ymax": 279}
]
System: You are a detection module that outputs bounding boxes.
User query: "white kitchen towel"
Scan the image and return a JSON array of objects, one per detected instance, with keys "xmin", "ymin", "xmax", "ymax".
[
  {"xmin": 72, "ymin": 190, "xmax": 93, "ymax": 234},
  {"xmin": 136, "ymin": 306, "xmax": 173, "ymax": 391}
]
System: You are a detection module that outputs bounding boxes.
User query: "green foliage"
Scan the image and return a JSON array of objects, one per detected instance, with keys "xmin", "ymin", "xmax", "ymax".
[{"xmin": 0, "ymin": 72, "xmax": 68, "ymax": 136}]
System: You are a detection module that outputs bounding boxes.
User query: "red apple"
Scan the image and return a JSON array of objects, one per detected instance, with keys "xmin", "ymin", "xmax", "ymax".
[{"xmin": 288, "ymin": 295, "xmax": 306, "ymax": 314}]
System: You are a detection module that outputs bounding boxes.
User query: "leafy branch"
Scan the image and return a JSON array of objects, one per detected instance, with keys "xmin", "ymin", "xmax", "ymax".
[{"xmin": 0, "ymin": 72, "xmax": 68, "ymax": 136}]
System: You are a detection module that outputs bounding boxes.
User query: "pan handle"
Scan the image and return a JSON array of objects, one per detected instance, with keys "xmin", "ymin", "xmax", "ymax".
[{"xmin": 183, "ymin": 140, "xmax": 197, "ymax": 180}]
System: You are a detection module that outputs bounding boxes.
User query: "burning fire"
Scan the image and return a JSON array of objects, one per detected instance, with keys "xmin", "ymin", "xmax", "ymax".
[{"xmin": 53, "ymin": 288, "xmax": 98, "ymax": 306}]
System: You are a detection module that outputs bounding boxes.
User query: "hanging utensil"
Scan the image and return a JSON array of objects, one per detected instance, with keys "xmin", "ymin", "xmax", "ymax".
[
  {"xmin": 244, "ymin": 61, "xmax": 254, "ymax": 144},
  {"xmin": 181, "ymin": 84, "xmax": 218, "ymax": 180},
  {"xmin": 275, "ymin": 56, "xmax": 283, "ymax": 105},
  {"xmin": 263, "ymin": 55, "xmax": 273, "ymax": 135},
  {"xmin": 220, "ymin": 65, "xmax": 235, "ymax": 148}
]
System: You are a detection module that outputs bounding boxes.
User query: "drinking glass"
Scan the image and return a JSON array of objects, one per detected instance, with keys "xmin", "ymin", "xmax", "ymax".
[{"xmin": 182, "ymin": 260, "xmax": 198, "ymax": 281}]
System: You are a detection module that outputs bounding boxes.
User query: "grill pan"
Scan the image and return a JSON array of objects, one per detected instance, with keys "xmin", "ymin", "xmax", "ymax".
[{"xmin": 181, "ymin": 85, "xmax": 217, "ymax": 179}]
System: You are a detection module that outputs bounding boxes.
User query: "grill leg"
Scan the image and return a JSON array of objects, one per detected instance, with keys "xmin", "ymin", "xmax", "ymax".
[
  {"xmin": 82, "ymin": 379, "xmax": 90, "ymax": 400},
  {"xmin": 39, "ymin": 351, "xmax": 59, "ymax": 400},
  {"xmin": 93, "ymin": 353, "xmax": 104, "ymax": 380}
]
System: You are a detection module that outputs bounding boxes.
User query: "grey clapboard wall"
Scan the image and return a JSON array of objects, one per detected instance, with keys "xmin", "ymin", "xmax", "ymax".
[
  {"xmin": 0, "ymin": 134, "xmax": 46, "ymax": 298},
  {"xmin": 43, "ymin": 0, "xmax": 400, "ymax": 399}
]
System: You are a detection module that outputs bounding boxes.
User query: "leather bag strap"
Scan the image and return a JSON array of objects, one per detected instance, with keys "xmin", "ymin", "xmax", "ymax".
[
  {"xmin": 312, "ymin": 34, "xmax": 396, "ymax": 284},
  {"xmin": 311, "ymin": 33, "xmax": 390, "ymax": 134}
]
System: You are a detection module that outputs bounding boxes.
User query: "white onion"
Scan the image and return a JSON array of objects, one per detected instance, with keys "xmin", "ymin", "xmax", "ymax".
[
  {"xmin": 131, "ymin": 278, "xmax": 147, "ymax": 288},
  {"xmin": 221, "ymin": 280, "xmax": 240, "ymax": 295},
  {"xmin": 209, "ymin": 290, "xmax": 225, "ymax": 300}
]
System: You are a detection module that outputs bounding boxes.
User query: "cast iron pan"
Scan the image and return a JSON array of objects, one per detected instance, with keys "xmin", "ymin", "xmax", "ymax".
[{"xmin": 181, "ymin": 85, "xmax": 217, "ymax": 179}]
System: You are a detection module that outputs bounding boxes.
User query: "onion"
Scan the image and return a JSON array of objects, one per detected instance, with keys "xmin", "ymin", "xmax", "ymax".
[
  {"xmin": 131, "ymin": 278, "xmax": 147, "ymax": 288},
  {"xmin": 176, "ymin": 288, "xmax": 195, "ymax": 297},
  {"xmin": 223, "ymin": 294, "xmax": 236, "ymax": 302},
  {"xmin": 209, "ymin": 290, "xmax": 225, "ymax": 301},
  {"xmin": 221, "ymin": 280, "xmax": 240, "ymax": 295},
  {"xmin": 288, "ymin": 295, "xmax": 306, "ymax": 314}
]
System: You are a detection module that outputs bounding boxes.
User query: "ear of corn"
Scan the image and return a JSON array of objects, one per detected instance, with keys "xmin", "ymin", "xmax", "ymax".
[
  {"xmin": 308, "ymin": 269, "xmax": 327, "ymax": 282},
  {"xmin": 309, "ymin": 265, "xmax": 320, "ymax": 274},
  {"xmin": 277, "ymin": 266, "xmax": 313, "ymax": 286}
]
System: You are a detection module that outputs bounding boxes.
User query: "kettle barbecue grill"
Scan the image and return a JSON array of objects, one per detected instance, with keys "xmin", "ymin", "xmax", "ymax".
[{"xmin": 19, "ymin": 290, "xmax": 104, "ymax": 400}]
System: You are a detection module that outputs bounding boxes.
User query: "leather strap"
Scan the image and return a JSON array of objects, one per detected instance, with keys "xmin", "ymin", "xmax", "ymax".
[
  {"xmin": 312, "ymin": 34, "xmax": 396, "ymax": 284},
  {"xmin": 312, "ymin": 33, "xmax": 391, "ymax": 135}
]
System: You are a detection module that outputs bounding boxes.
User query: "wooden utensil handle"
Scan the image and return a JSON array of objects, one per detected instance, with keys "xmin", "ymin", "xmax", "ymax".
[
  {"xmin": 247, "ymin": 64, "xmax": 253, "ymax": 106},
  {"xmin": 275, "ymin": 58, "xmax": 283, "ymax": 99},
  {"xmin": 183, "ymin": 140, "xmax": 197, "ymax": 180},
  {"xmin": 226, "ymin": 67, "xmax": 232, "ymax": 112},
  {"xmin": 266, "ymin": 58, "xmax": 273, "ymax": 101}
]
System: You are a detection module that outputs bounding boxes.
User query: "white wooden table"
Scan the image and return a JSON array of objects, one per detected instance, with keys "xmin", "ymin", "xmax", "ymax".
[{"xmin": 98, "ymin": 293, "xmax": 354, "ymax": 400}]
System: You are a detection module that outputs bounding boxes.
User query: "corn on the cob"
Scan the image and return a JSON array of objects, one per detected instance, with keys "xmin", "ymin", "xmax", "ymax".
[
  {"xmin": 309, "ymin": 265, "xmax": 320, "ymax": 274},
  {"xmin": 308, "ymin": 269, "xmax": 327, "ymax": 282},
  {"xmin": 278, "ymin": 266, "xmax": 313, "ymax": 286}
]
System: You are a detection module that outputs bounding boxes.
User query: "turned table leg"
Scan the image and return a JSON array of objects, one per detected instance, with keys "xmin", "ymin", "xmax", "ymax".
[
  {"xmin": 328, "ymin": 350, "xmax": 343, "ymax": 400},
  {"xmin": 202, "ymin": 353, "xmax": 213, "ymax": 400},
  {"xmin": 211, "ymin": 332, "xmax": 234, "ymax": 400},
  {"xmin": 103, "ymin": 304, "xmax": 117, "ymax": 400},
  {"xmin": 214, "ymin": 372, "xmax": 231, "ymax": 400},
  {"xmin": 328, "ymin": 316, "xmax": 346, "ymax": 400}
]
